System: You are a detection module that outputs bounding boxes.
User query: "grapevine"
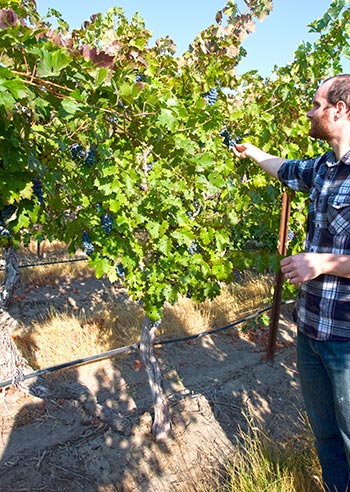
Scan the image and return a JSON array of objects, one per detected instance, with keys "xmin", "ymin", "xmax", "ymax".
[
  {"xmin": 0, "ymin": 0, "xmax": 348, "ymax": 394},
  {"xmin": 0, "ymin": 0, "xmax": 346, "ymax": 318}
]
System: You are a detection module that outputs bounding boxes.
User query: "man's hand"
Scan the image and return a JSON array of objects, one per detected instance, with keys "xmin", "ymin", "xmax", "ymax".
[
  {"xmin": 281, "ymin": 253, "xmax": 323, "ymax": 284},
  {"xmin": 232, "ymin": 143, "xmax": 286, "ymax": 179},
  {"xmin": 281, "ymin": 252, "xmax": 350, "ymax": 283},
  {"xmin": 232, "ymin": 142, "xmax": 261, "ymax": 160}
]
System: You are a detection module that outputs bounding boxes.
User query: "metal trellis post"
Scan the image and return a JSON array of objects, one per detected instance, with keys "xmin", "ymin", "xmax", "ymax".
[{"xmin": 266, "ymin": 191, "xmax": 291, "ymax": 361}]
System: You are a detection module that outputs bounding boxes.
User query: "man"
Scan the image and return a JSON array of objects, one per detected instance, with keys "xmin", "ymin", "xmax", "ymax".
[{"xmin": 233, "ymin": 74, "xmax": 350, "ymax": 492}]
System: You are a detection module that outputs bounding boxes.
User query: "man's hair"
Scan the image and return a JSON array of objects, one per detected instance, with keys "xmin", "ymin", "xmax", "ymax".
[{"xmin": 324, "ymin": 74, "xmax": 350, "ymax": 113}]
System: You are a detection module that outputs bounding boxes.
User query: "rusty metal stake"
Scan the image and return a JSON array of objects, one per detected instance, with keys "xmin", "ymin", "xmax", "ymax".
[{"xmin": 266, "ymin": 191, "xmax": 291, "ymax": 361}]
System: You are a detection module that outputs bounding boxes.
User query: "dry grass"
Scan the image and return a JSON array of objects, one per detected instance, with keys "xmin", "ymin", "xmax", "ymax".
[
  {"xmin": 6, "ymin": 240, "xmax": 274, "ymax": 370},
  {"xmin": 160, "ymin": 272, "xmax": 273, "ymax": 339},
  {"xmin": 15, "ymin": 241, "xmax": 93, "ymax": 285},
  {"xmin": 201, "ymin": 414, "xmax": 324, "ymax": 492},
  {"xmin": 12, "ymin": 296, "xmax": 146, "ymax": 370}
]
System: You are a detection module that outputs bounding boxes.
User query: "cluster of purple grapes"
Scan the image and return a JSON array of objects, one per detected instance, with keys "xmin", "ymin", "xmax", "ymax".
[
  {"xmin": 135, "ymin": 72, "xmax": 147, "ymax": 83},
  {"xmin": 0, "ymin": 225, "xmax": 11, "ymax": 238},
  {"xmin": 70, "ymin": 144, "xmax": 95, "ymax": 166},
  {"xmin": 187, "ymin": 201, "xmax": 201, "ymax": 221},
  {"xmin": 32, "ymin": 177, "xmax": 44, "ymax": 205},
  {"xmin": 85, "ymin": 149, "xmax": 96, "ymax": 166},
  {"xmin": 188, "ymin": 240, "xmax": 198, "ymax": 256},
  {"xmin": 101, "ymin": 214, "xmax": 113, "ymax": 235},
  {"xmin": 220, "ymin": 129, "xmax": 242, "ymax": 149},
  {"xmin": 0, "ymin": 205, "xmax": 16, "ymax": 238},
  {"xmin": 70, "ymin": 143, "xmax": 85, "ymax": 160},
  {"xmin": 116, "ymin": 263, "xmax": 125, "ymax": 277},
  {"xmin": 202, "ymin": 87, "xmax": 218, "ymax": 105},
  {"xmin": 82, "ymin": 231, "xmax": 94, "ymax": 256},
  {"xmin": 287, "ymin": 229, "xmax": 295, "ymax": 241},
  {"xmin": 107, "ymin": 114, "xmax": 119, "ymax": 126},
  {"xmin": 1, "ymin": 205, "xmax": 16, "ymax": 222}
]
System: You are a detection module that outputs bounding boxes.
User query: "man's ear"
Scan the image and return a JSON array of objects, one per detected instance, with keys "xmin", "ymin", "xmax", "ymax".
[{"xmin": 335, "ymin": 99, "xmax": 348, "ymax": 116}]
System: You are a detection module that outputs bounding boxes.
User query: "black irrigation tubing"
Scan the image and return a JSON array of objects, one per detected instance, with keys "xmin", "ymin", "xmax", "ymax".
[
  {"xmin": 14, "ymin": 257, "xmax": 88, "ymax": 270},
  {"xmin": 0, "ymin": 299, "xmax": 295, "ymax": 390},
  {"xmin": 0, "ymin": 257, "xmax": 88, "ymax": 271}
]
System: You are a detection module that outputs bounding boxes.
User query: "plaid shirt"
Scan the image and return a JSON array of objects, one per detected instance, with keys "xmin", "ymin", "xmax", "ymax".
[{"xmin": 278, "ymin": 150, "xmax": 350, "ymax": 340}]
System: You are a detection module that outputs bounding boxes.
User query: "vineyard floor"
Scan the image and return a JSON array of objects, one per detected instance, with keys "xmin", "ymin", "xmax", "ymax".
[{"xmin": 0, "ymin": 274, "xmax": 305, "ymax": 492}]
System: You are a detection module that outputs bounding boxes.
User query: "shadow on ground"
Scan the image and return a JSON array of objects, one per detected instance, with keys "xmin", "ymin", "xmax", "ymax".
[{"xmin": 0, "ymin": 274, "xmax": 310, "ymax": 492}]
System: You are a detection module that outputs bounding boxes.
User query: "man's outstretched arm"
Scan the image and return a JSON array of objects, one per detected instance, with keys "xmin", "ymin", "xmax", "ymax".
[{"xmin": 232, "ymin": 142, "xmax": 286, "ymax": 179}]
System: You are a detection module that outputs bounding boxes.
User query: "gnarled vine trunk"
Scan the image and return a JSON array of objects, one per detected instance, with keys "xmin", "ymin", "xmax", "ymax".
[
  {"xmin": 0, "ymin": 246, "xmax": 45, "ymax": 395},
  {"xmin": 140, "ymin": 315, "xmax": 171, "ymax": 441},
  {"xmin": 0, "ymin": 245, "xmax": 20, "ymax": 308}
]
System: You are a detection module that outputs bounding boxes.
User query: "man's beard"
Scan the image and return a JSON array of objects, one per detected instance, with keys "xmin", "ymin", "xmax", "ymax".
[{"xmin": 309, "ymin": 118, "xmax": 332, "ymax": 141}]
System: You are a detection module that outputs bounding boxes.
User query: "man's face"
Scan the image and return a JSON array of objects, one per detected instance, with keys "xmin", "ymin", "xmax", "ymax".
[{"xmin": 306, "ymin": 81, "xmax": 335, "ymax": 140}]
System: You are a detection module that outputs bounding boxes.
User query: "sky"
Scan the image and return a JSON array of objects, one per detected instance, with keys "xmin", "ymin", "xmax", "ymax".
[{"xmin": 35, "ymin": 0, "xmax": 337, "ymax": 77}]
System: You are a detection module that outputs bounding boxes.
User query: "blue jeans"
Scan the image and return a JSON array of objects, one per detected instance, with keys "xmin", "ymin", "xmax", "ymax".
[{"xmin": 297, "ymin": 330, "xmax": 350, "ymax": 492}]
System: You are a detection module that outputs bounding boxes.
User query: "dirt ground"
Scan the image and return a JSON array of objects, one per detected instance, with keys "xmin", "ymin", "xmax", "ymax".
[{"xmin": 0, "ymin": 273, "xmax": 305, "ymax": 492}]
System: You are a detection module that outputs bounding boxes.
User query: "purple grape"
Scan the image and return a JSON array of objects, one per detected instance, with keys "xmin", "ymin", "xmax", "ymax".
[{"xmin": 82, "ymin": 231, "xmax": 94, "ymax": 256}]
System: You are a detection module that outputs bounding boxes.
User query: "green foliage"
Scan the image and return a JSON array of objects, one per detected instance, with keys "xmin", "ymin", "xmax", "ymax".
[{"xmin": 0, "ymin": 0, "xmax": 349, "ymax": 319}]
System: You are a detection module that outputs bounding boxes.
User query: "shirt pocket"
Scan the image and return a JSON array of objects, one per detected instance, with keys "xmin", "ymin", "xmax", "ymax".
[{"xmin": 327, "ymin": 194, "xmax": 350, "ymax": 235}]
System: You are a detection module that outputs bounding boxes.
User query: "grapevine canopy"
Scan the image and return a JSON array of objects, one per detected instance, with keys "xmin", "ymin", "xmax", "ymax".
[{"xmin": 0, "ymin": 0, "xmax": 349, "ymax": 319}]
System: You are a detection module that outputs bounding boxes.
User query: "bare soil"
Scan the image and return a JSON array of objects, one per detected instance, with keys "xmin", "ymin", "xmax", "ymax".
[{"xmin": 0, "ymin": 273, "xmax": 304, "ymax": 492}]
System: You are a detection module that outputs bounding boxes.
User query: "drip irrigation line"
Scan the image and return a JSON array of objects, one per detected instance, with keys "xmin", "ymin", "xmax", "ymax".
[
  {"xmin": 19, "ymin": 257, "xmax": 88, "ymax": 269},
  {"xmin": 0, "ymin": 343, "xmax": 140, "ymax": 390},
  {"xmin": 0, "ymin": 299, "xmax": 295, "ymax": 390},
  {"xmin": 156, "ymin": 303, "xmax": 274, "ymax": 345},
  {"xmin": 0, "ymin": 256, "xmax": 88, "ymax": 271}
]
